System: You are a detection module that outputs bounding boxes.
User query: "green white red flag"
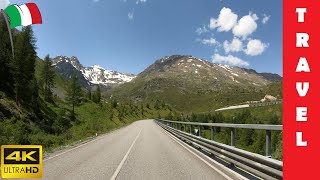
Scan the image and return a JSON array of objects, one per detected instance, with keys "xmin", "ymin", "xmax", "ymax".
[{"xmin": 4, "ymin": 3, "xmax": 42, "ymax": 29}]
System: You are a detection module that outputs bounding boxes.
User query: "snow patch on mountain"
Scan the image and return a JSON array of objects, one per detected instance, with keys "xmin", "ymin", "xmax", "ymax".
[{"xmin": 52, "ymin": 56, "xmax": 136, "ymax": 86}]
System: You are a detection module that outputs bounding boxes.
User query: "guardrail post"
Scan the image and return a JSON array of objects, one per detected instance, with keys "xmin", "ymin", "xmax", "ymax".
[
  {"xmin": 266, "ymin": 130, "xmax": 272, "ymax": 158},
  {"xmin": 199, "ymin": 126, "xmax": 201, "ymax": 137},
  {"xmin": 211, "ymin": 127, "xmax": 214, "ymax": 141},
  {"xmin": 190, "ymin": 125, "xmax": 192, "ymax": 134},
  {"xmin": 231, "ymin": 128, "xmax": 235, "ymax": 146}
]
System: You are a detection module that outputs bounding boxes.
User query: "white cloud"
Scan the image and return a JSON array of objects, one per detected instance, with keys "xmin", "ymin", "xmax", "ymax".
[
  {"xmin": 209, "ymin": 7, "xmax": 238, "ymax": 32},
  {"xmin": 232, "ymin": 13, "xmax": 259, "ymax": 38},
  {"xmin": 196, "ymin": 25, "xmax": 209, "ymax": 35},
  {"xmin": 128, "ymin": 11, "xmax": 134, "ymax": 20},
  {"xmin": 136, "ymin": 0, "xmax": 147, "ymax": 5},
  {"xmin": 262, "ymin": 14, "xmax": 270, "ymax": 24},
  {"xmin": 223, "ymin": 37, "xmax": 243, "ymax": 53},
  {"xmin": 0, "ymin": 0, "xmax": 10, "ymax": 10},
  {"xmin": 212, "ymin": 54, "xmax": 249, "ymax": 66},
  {"xmin": 199, "ymin": 38, "xmax": 219, "ymax": 46},
  {"xmin": 245, "ymin": 39, "xmax": 268, "ymax": 56}
]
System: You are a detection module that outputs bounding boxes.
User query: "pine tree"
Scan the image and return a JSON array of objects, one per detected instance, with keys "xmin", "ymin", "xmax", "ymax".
[
  {"xmin": 66, "ymin": 75, "xmax": 82, "ymax": 120},
  {"xmin": 87, "ymin": 89, "xmax": 92, "ymax": 100},
  {"xmin": 40, "ymin": 55, "xmax": 55, "ymax": 101},
  {"xmin": 12, "ymin": 26, "xmax": 37, "ymax": 105},
  {"xmin": 0, "ymin": 15, "xmax": 14, "ymax": 94},
  {"xmin": 111, "ymin": 99, "xmax": 117, "ymax": 108},
  {"xmin": 92, "ymin": 86, "xmax": 101, "ymax": 103},
  {"xmin": 30, "ymin": 77, "xmax": 40, "ymax": 112},
  {"xmin": 96, "ymin": 86, "xmax": 101, "ymax": 102}
]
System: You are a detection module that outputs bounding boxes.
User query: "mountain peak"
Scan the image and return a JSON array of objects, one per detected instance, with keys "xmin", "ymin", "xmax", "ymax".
[
  {"xmin": 51, "ymin": 56, "xmax": 136, "ymax": 87},
  {"xmin": 92, "ymin": 65, "xmax": 105, "ymax": 70},
  {"xmin": 138, "ymin": 55, "xmax": 280, "ymax": 87}
]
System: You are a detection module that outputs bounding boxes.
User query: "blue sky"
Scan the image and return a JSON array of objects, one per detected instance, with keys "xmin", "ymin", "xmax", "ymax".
[{"xmin": 4, "ymin": 0, "xmax": 282, "ymax": 75}]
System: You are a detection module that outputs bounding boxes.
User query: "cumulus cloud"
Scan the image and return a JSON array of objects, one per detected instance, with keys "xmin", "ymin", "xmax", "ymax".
[
  {"xmin": 223, "ymin": 37, "xmax": 243, "ymax": 53},
  {"xmin": 212, "ymin": 54, "xmax": 249, "ymax": 66},
  {"xmin": 199, "ymin": 38, "xmax": 219, "ymax": 46},
  {"xmin": 262, "ymin": 14, "xmax": 270, "ymax": 24},
  {"xmin": 245, "ymin": 39, "xmax": 268, "ymax": 56},
  {"xmin": 232, "ymin": 13, "xmax": 259, "ymax": 38},
  {"xmin": 209, "ymin": 7, "xmax": 238, "ymax": 32},
  {"xmin": 0, "ymin": 0, "xmax": 10, "ymax": 10}
]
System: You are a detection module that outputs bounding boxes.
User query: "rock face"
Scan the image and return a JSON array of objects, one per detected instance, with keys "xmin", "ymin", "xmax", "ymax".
[{"xmin": 51, "ymin": 56, "xmax": 136, "ymax": 87}]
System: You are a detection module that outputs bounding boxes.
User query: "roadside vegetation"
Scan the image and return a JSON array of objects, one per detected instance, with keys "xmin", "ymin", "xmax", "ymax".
[
  {"xmin": 163, "ymin": 105, "xmax": 282, "ymax": 160},
  {"xmin": 0, "ymin": 20, "xmax": 171, "ymax": 153}
]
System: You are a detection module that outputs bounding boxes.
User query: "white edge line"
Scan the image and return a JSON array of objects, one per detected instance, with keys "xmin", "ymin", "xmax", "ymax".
[
  {"xmin": 44, "ymin": 123, "xmax": 137, "ymax": 162},
  {"xmin": 159, "ymin": 126, "xmax": 247, "ymax": 180},
  {"xmin": 110, "ymin": 128, "xmax": 142, "ymax": 180},
  {"xmin": 44, "ymin": 135, "xmax": 107, "ymax": 162}
]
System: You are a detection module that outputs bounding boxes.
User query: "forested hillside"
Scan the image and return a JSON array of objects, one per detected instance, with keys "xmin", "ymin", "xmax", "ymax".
[{"xmin": 0, "ymin": 17, "xmax": 171, "ymax": 151}]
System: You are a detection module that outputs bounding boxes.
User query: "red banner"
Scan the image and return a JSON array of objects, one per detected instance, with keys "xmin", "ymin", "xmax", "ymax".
[{"xmin": 283, "ymin": 0, "xmax": 320, "ymax": 179}]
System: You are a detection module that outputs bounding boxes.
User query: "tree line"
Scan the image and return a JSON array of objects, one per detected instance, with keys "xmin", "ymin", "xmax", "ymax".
[
  {"xmin": 0, "ymin": 16, "xmax": 102, "ymax": 131},
  {"xmin": 164, "ymin": 109, "xmax": 282, "ymax": 160}
]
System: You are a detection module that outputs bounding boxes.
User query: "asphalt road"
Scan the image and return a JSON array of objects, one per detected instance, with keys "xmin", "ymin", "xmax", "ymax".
[{"xmin": 41, "ymin": 120, "xmax": 233, "ymax": 180}]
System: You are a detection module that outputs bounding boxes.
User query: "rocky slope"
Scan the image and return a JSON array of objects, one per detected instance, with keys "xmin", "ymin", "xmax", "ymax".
[
  {"xmin": 107, "ymin": 55, "xmax": 282, "ymax": 112},
  {"xmin": 51, "ymin": 56, "xmax": 136, "ymax": 87}
]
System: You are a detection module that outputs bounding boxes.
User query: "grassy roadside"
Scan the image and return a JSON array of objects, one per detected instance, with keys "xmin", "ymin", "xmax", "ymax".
[{"xmin": 0, "ymin": 94, "xmax": 171, "ymax": 154}]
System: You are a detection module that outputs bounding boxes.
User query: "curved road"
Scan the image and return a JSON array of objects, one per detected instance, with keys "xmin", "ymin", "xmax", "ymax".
[{"xmin": 42, "ymin": 120, "xmax": 238, "ymax": 180}]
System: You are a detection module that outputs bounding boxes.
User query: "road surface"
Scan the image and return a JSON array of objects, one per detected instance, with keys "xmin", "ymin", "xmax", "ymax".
[{"xmin": 41, "ymin": 120, "xmax": 236, "ymax": 180}]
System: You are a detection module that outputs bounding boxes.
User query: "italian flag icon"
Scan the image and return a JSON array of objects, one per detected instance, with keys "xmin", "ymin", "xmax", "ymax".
[{"xmin": 4, "ymin": 3, "xmax": 42, "ymax": 29}]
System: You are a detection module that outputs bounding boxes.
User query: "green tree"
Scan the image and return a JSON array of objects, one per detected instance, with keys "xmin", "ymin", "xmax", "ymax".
[
  {"xmin": 30, "ymin": 77, "xmax": 40, "ymax": 112},
  {"xmin": 40, "ymin": 55, "xmax": 55, "ymax": 101},
  {"xmin": 92, "ymin": 86, "xmax": 101, "ymax": 103},
  {"xmin": 154, "ymin": 99, "xmax": 161, "ymax": 110},
  {"xmin": 111, "ymin": 99, "xmax": 117, "ymax": 108},
  {"xmin": 12, "ymin": 26, "xmax": 37, "ymax": 105},
  {"xmin": 87, "ymin": 89, "xmax": 92, "ymax": 100},
  {"xmin": 0, "ymin": 16, "xmax": 14, "ymax": 94},
  {"xmin": 66, "ymin": 75, "xmax": 82, "ymax": 120}
]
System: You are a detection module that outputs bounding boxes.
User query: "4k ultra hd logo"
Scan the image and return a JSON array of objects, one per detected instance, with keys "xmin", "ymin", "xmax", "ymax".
[{"xmin": 1, "ymin": 145, "xmax": 42, "ymax": 178}]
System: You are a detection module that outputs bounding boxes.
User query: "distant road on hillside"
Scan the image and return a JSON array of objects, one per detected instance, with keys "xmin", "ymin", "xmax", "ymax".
[{"xmin": 215, "ymin": 100, "xmax": 282, "ymax": 112}]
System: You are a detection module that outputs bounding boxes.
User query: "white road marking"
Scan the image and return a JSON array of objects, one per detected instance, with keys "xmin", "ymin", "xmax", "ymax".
[
  {"xmin": 110, "ymin": 128, "xmax": 142, "ymax": 180},
  {"xmin": 159, "ymin": 125, "xmax": 247, "ymax": 180},
  {"xmin": 44, "ymin": 134, "xmax": 108, "ymax": 162},
  {"xmin": 44, "ymin": 124, "xmax": 137, "ymax": 162}
]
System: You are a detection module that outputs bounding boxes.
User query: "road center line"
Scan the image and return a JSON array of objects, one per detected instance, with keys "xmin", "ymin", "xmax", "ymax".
[{"xmin": 110, "ymin": 128, "xmax": 142, "ymax": 180}]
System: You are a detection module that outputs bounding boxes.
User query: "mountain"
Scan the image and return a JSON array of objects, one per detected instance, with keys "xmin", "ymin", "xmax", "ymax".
[
  {"xmin": 258, "ymin": 73, "xmax": 282, "ymax": 82},
  {"xmin": 52, "ymin": 56, "xmax": 136, "ymax": 88},
  {"xmin": 107, "ymin": 55, "xmax": 282, "ymax": 112},
  {"xmin": 241, "ymin": 69, "xmax": 282, "ymax": 82}
]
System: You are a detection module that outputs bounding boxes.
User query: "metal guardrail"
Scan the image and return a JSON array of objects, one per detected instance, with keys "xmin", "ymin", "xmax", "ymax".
[
  {"xmin": 156, "ymin": 119, "xmax": 282, "ymax": 157},
  {"xmin": 155, "ymin": 119, "xmax": 283, "ymax": 180}
]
